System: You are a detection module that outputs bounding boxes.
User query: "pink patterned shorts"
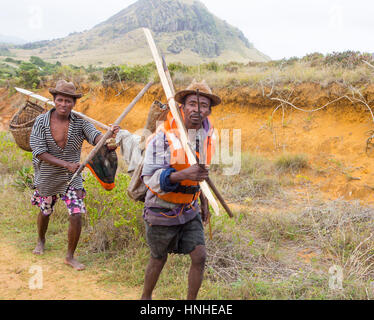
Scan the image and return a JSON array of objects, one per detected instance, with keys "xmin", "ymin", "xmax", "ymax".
[{"xmin": 31, "ymin": 187, "xmax": 86, "ymax": 216}]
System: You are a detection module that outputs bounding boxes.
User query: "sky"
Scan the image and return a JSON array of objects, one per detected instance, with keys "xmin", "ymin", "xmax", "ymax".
[{"xmin": 0, "ymin": 0, "xmax": 372, "ymax": 60}]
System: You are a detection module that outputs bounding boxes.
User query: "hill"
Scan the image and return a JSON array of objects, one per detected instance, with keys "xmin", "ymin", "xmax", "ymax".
[
  {"xmin": 0, "ymin": 34, "xmax": 26, "ymax": 45},
  {"xmin": 6, "ymin": 0, "xmax": 270, "ymax": 66}
]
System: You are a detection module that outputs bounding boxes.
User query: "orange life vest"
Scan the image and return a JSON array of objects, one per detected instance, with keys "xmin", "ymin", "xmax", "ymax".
[{"xmin": 145, "ymin": 110, "xmax": 216, "ymax": 205}]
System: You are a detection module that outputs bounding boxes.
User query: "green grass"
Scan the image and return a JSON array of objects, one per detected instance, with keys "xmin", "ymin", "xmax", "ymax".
[
  {"xmin": 1, "ymin": 51, "xmax": 373, "ymax": 92},
  {"xmin": 0, "ymin": 132, "xmax": 33, "ymax": 175},
  {"xmin": 0, "ymin": 133, "xmax": 373, "ymax": 300}
]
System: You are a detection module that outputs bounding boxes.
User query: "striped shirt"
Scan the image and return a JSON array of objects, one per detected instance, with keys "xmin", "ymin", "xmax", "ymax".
[{"xmin": 30, "ymin": 108, "xmax": 102, "ymax": 197}]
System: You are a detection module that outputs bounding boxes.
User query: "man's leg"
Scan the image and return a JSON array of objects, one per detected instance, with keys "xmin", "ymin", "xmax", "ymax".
[
  {"xmin": 141, "ymin": 256, "xmax": 168, "ymax": 300},
  {"xmin": 33, "ymin": 211, "xmax": 50, "ymax": 255},
  {"xmin": 187, "ymin": 245, "xmax": 206, "ymax": 300},
  {"xmin": 65, "ymin": 213, "xmax": 85, "ymax": 271},
  {"xmin": 63, "ymin": 188, "xmax": 86, "ymax": 271}
]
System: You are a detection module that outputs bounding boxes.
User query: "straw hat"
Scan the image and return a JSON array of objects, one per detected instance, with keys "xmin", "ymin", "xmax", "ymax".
[
  {"xmin": 49, "ymin": 80, "xmax": 83, "ymax": 99},
  {"xmin": 175, "ymin": 79, "xmax": 221, "ymax": 107}
]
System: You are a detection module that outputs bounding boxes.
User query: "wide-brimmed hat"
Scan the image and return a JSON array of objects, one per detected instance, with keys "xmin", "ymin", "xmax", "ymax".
[
  {"xmin": 175, "ymin": 79, "xmax": 221, "ymax": 107},
  {"xmin": 49, "ymin": 80, "xmax": 83, "ymax": 99}
]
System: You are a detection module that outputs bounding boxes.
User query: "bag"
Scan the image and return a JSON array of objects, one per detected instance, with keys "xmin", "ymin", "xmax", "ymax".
[
  {"xmin": 127, "ymin": 101, "xmax": 169, "ymax": 202},
  {"xmin": 9, "ymin": 101, "xmax": 46, "ymax": 152},
  {"xmin": 87, "ymin": 145, "xmax": 118, "ymax": 191},
  {"xmin": 127, "ymin": 155, "xmax": 147, "ymax": 202}
]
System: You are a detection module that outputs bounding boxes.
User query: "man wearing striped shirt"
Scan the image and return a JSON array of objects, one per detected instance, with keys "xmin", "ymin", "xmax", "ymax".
[{"xmin": 30, "ymin": 80, "xmax": 119, "ymax": 271}]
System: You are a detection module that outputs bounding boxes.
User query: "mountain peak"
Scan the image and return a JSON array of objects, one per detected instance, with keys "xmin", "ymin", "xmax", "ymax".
[
  {"xmin": 11, "ymin": 0, "xmax": 269, "ymax": 65},
  {"xmin": 94, "ymin": 0, "xmax": 253, "ymax": 58}
]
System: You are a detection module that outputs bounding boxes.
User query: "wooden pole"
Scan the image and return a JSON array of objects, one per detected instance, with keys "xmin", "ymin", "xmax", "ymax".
[
  {"xmin": 143, "ymin": 28, "xmax": 224, "ymax": 217},
  {"xmin": 67, "ymin": 81, "xmax": 153, "ymax": 185},
  {"xmin": 162, "ymin": 54, "xmax": 176, "ymax": 96},
  {"xmin": 363, "ymin": 60, "xmax": 374, "ymax": 70},
  {"xmin": 198, "ymin": 89, "xmax": 234, "ymax": 218},
  {"xmin": 15, "ymin": 87, "xmax": 110, "ymax": 131}
]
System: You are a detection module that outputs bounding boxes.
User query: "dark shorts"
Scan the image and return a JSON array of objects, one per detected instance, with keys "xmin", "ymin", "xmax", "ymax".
[{"xmin": 145, "ymin": 214, "xmax": 205, "ymax": 260}]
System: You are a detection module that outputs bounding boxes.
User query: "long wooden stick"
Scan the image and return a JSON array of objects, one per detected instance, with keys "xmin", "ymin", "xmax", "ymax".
[
  {"xmin": 162, "ymin": 54, "xmax": 176, "ymax": 96},
  {"xmin": 363, "ymin": 60, "xmax": 374, "ymax": 70},
  {"xmin": 198, "ymin": 90, "xmax": 234, "ymax": 218},
  {"xmin": 143, "ymin": 28, "xmax": 223, "ymax": 216},
  {"xmin": 14, "ymin": 87, "xmax": 110, "ymax": 131},
  {"xmin": 67, "ymin": 81, "xmax": 153, "ymax": 185}
]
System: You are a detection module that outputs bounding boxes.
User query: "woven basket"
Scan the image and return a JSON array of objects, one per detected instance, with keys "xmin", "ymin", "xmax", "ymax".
[
  {"xmin": 9, "ymin": 101, "xmax": 46, "ymax": 152},
  {"xmin": 139, "ymin": 100, "xmax": 169, "ymax": 150}
]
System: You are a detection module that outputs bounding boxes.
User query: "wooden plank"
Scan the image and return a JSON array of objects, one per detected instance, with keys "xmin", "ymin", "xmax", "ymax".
[
  {"xmin": 15, "ymin": 87, "xmax": 110, "ymax": 131},
  {"xmin": 143, "ymin": 28, "xmax": 220, "ymax": 216}
]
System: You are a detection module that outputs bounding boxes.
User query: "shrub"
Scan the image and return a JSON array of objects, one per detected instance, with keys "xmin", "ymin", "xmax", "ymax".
[
  {"xmin": 16, "ymin": 62, "xmax": 41, "ymax": 89},
  {"xmin": 202, "ymin": 61, "xmax": 221, "ymax": 72},
  {"xmin": 103, "ymin": 63, "xmax": 155, "ymax": 86},
  {"xmin": 4, "ymin": 57, "xmax": 22, "ymax": 65},
  {"xmin": 275, "ymin": 154, "xmax": 308, "ymax": 173},
  {"xmin": 325, "ymin": 51, "xmax": 373, "ymax": 69},
  {"xmin": 168, "ymin": 62, "xmax": 193, "ymax": 74},
  {"xmin": 302, "ymin": 52, "xmax": 324, "ymax": 67},
  {"xmin": 83, "ymin": 173, "xmax": 145, "ymax": 252},
  {"xmin": 0, "ymin": 133, "xmax": 33, "ymax": 175},
  {"xmin": 13, "ymin": 166, "xmax": 34, "ymax": 191}
]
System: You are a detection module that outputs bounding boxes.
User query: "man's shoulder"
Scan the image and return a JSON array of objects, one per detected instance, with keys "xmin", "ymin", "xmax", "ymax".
[{"xmin": 33, "ymin": 112, "xmax": 49, "ymax": 128}]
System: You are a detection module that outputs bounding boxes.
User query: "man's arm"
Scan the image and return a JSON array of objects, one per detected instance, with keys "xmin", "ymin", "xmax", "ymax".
[
  {"xmin": 36, "ymin": 125, "xmax": 121, "ymax": 174},
  {"xmin": 142, "ymin": 132, "xmax": 209, "ymax": 194},
  {"xmin": 170, "ymin": 165, "xmax": 210, "ymax": 223},
  {"xmin": 37, "ymin": 153, "xmax": 80, "ymax": 173},
  {"xmin": 93, "ymin": 126, "xmax": 121, "ymax": 149},
  {"xmin": 199, "ymin": 192, "xmax": 210, "ymax": 224}
]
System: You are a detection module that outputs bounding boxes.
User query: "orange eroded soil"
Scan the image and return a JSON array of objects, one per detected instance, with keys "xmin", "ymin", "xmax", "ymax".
[{"xmin": 1, "ymin": 83, "xmax": 374, "ymax": 203}]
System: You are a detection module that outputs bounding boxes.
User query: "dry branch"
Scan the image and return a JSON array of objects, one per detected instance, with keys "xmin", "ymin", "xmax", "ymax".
[
  {"xmin": 363, "ymin": 60, "xmax": 374, "ymax": 70},
  {"xmin": 270, "ymin": 96, "xmax": 350, "ymax": 114},
  {"xmin": 348, "ymin": 86, "xmax": 374, "ymax": 124}
]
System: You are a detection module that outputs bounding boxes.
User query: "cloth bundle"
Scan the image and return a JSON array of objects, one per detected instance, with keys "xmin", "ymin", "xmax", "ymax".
[{"xmin": 116, "ymin": 100, "xmax": 170, "ymax": 202}]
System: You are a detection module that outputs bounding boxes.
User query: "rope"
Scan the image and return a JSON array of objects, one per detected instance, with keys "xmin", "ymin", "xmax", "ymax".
[{"xmin": 158, "ymin": 204, "xmax": 186, "ymax": 219}]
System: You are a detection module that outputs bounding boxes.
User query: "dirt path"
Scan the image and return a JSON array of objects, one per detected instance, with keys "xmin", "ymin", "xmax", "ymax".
[{"xmin": 0, "ymin": 237, "xmax": 141, "ymax": 300}]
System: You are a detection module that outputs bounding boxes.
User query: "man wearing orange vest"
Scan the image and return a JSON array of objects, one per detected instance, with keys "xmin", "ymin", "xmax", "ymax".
[{"xmin": 141, "ymin": 80, "xmax": 221, "ymax": 300}]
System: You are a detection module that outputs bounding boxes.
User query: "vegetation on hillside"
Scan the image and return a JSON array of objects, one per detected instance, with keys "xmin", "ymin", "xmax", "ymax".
[{"xmin": 1, "ymin": 51, "xmax": 372, "ymax": 92}]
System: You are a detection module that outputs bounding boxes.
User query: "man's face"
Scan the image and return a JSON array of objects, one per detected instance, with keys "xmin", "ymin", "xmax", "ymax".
[
  {"xmin": 183, "ymin": 94, "xmax": 212, "ymax": 129},
  {"xmin": 54, "ymin": 94, "xmax": 75, "ymax": 117}
]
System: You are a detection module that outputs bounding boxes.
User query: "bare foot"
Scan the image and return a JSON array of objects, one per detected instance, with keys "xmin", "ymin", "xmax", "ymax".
[
  {"xmin": 33, "ymin": 240, "xmax": 45, "ymax": 255},
  {"xmin": 64, "ymin": 257, "xmax": 86, "ymax": 271}
]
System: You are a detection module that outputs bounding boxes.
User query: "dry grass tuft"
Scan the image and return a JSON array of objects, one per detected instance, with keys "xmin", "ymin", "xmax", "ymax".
[
  {"xmin": 211, "ymin": 153, "xmax": 284, "ymax": 203},
  {"xmin": 275, "ymin": 153, "xmax": 309, "ymax": 173}
]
